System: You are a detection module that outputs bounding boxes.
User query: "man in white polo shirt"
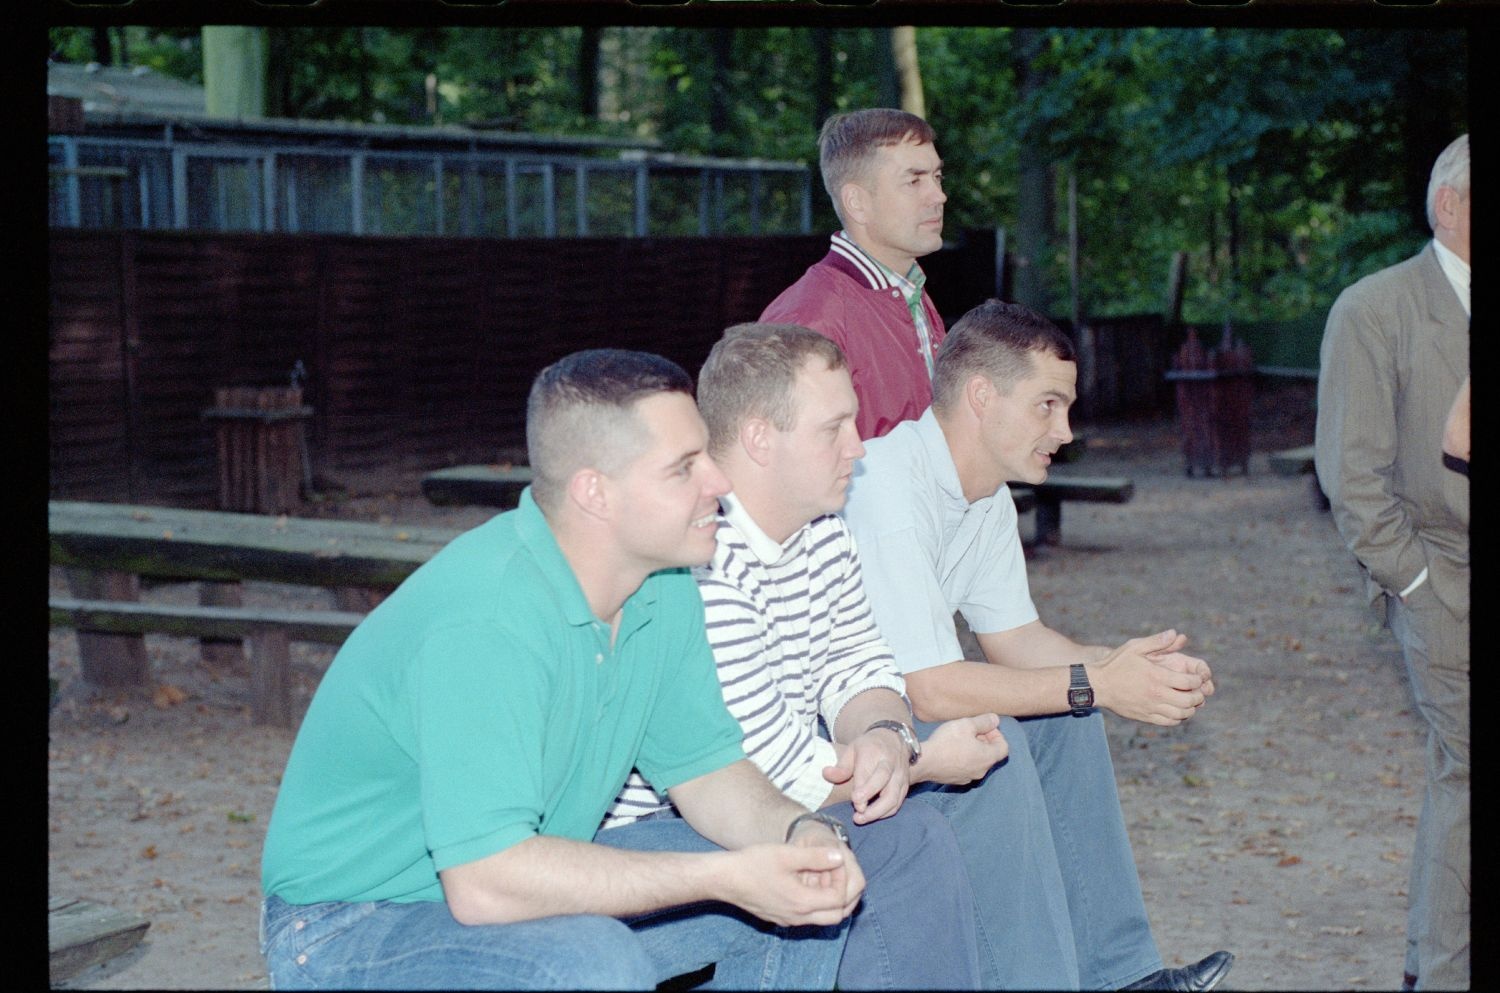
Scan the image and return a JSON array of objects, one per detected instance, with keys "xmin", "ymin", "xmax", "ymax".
[{"xmin": 843, "ymin": 299, "xmax": 1233, "ymax": 991}]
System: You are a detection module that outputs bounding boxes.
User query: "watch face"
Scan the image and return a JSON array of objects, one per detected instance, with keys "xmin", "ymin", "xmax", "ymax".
[{"xmin": 1068, "ymin": 688, "xmax": 1094, "ymax": 709}]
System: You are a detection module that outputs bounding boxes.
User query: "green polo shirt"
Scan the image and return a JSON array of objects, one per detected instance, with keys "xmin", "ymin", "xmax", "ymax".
[{"xmin": 261, "ymin": 489, "xmax": 745, "ymax": 905}]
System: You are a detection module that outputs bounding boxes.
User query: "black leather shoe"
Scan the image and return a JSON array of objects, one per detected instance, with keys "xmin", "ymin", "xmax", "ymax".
[
  {"xmin": 1121, "ymin": 951, "xmax": 1235, "ymax": 991},
  {"xmin": 1400, "ymin": 972, "xmax": 1417, "ymax": 992}
]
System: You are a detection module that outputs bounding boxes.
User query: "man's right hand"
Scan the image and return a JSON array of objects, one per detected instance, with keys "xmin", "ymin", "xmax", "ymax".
[
  {"xmin": 914, "ymin": 713, "xmax": 1009, "ymax": 785},
  {"xmin": 717, "ymin": 836, "xmax": 864, "ymax": 927},
  {"xmin": 1090, "ymin": 629, "xmax": 1209, "ymax": 726}
]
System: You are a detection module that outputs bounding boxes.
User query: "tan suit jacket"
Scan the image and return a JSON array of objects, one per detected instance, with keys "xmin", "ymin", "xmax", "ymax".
[{"xmin": 1315, "ymin": 242, "xmax": 1469, "ymax": 621}]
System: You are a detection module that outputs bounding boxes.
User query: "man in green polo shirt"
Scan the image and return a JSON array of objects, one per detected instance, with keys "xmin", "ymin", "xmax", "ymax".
[{"xmin": 259, "ymin": 349, "xmax": 972, "ymax": 990}]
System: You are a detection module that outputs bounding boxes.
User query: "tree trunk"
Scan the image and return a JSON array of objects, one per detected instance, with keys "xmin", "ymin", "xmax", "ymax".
[
  {"xmin": 812, "ymin": 28, "xmax": 835, "ymax": 129},
  {"xmin": 578, "ymin": 26, "xmax": 602, "ymax": 120},
  {"xmin": 891, "ymin": 26, "xmax": 925, "ymax": 118},
  {"xmin": 202, "ymin": 26, "xmax": 268, "ymax": 119},
  {"xmin": 91, "ymin": 26, "xmax": 112, "ymax": 66},
  {"xmin": 1011, "ymin": 29, "xmax": 1056, "ymax": 316},
  {"xmin": 710, "ymin": 29, "xmax": 734, "ymax": 154}
]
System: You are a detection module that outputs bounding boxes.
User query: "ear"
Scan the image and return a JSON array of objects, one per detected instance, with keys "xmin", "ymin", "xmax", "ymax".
[
  {"xmin": 741, "ymin": 417, "xmax": 774, "ymax": 468},
  {"xmin": 965, "ymin": 374, "xmax": 992, "ymax": 419},
  {"xmin": 565, "ymin": 468, "xmax": 611, "ymax": 522},
  {"xmin": 840, "ymin": 181, "xmax": 868, "ymax": 228},
  {"xmin": 1434, "ymin": 185, "xmax": 1462, "ymax": 231}
]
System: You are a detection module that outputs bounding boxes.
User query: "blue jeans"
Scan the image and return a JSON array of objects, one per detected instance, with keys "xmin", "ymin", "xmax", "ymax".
[
  {"xmin": 598, "ymin": 804, "xmax": 982, "ymax": 990},
  {"xmin": 911, "ymin": 711, "xmax": 1163, "ymax": 990},
  {"xmin": 260, "ymin": 818, "xmax": 846, "ymax": 990}
]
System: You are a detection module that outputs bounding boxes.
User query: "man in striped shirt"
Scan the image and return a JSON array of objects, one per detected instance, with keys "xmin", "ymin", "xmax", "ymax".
[{"xmin": 604, "ymin": 324, "xmax": 1012, "ymax": 988}]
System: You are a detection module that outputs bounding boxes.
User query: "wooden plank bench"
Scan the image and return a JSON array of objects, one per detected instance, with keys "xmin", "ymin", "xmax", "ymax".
[
  {"xmin": 1012, "ymin": 475, "xmax": 1134, "ymax": 546},
  {"xmin": 49, "ymin": 500, "xmax": 465, "ymax": 723},
  {"xmin": 422, "ymin": 465, "xmax": 535, "ymax": 508},
  {"xmin": 1267, "ymin": 444, "xmax": 1330, "ymax": 510},
  {"xmin": 49, "ymin": 897, "xmax": 150, "ymax": 984},
  {"xmin": 1268, "ymin": 444, "xmax": 1316, "ymax": 476},
  {"xmin": 49, "ymin": 597, "xmax": 365, "ymax": 727}
]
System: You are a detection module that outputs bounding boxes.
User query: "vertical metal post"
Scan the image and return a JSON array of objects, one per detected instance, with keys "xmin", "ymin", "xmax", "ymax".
[
  {"xmin": 634, "ymin": 163, "xmax": 648, "ymax": 237},
  {"xmin": 62, "ymin": 137, "xmax": 82, "ymax": 227},
  {"xmin": 542, "ymin": 163, "xmax": 556, "ymax": 237},
  {"xmin": 505, "ymin": 158, "xmax": 518, "ymax": 238},
  {"xmin": 171, "ymin": 148, "xmax": 189, "ymax": 229},
  {"xmin": 576, "ymin": 164, "xmax": 589, "ymax": 236},
  {"xmin": 284, "ymin": 159, "xmax": 300, "ymax": 233},
  {"xmin": 698, "ymin": 170, "xmax": 711, "ymax": 236},
  {"xmin": 263, "ymin": 153, "xmax": 277, "ymax": 233},
  {"xmin": 994, "ymin": 226, "xmax": 1008, "ymax": 299},
  {"xmin": 749, "ymin": 171, "xmax": 762, "ymax": 235},
  {"xmin": 800, "ymin": 169, "xmax": 812, "ymax": 233},
  {"xmin": 350, "ymin": 153, "xmax": 365, "ymax": 235}
]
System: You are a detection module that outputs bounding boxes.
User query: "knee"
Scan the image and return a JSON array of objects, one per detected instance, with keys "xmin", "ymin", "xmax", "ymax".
[{"xmin": 852, "ymin": 802, "xmax": 965, "ymax": 871}]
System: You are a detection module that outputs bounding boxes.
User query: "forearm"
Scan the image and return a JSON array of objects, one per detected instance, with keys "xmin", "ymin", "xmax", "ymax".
[
  {"xmin": 903, "ymin": 623, "xmax": 1107, "ymax": 722},
  {"xmin": 669, "ymin": 758, "xmax": 811, "ymax": 850},
  {"xmin": 440, "ymin": 834, "xmax": 729, "ymax": 925}
]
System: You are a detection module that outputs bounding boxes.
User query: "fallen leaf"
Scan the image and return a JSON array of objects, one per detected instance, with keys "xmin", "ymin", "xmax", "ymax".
[
  {"xmin": 1277, "ymin": 855, "xmax": 1303, "ymax": 867},
  {"xmin": 1182, "ymin": 773, "xmax": 1207, "ymax": 788},
  {"xmin": 141, "ymin": 845, "xmax": 158, "ymax": 860},
  {"xmin": 153, "ymin": 683, "xmax": 189, "ymax": 708}
]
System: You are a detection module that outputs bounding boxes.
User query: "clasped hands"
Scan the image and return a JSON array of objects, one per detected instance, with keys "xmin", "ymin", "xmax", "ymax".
[
  {"xmin": 1091, "ymin": 629, "xmax": 1214, "ymax": 726},
  {"xmin": 820, "ymin": 713, "xmax": 1008, "ymax": 825}
]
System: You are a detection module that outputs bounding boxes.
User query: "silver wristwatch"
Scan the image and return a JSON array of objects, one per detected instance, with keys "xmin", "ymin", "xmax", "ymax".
[
  {"xmin": 866, "ymin": 719, "xmax": 921, "ymax": 765},
  {"xmin": 785, "ymin": 811, "xmax": 851, "ymax": 846}
]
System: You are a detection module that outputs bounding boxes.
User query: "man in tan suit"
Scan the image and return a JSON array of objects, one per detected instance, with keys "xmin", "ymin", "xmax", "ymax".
[{"xmin": 1315, "ymin": 133, "xmax": 1469, "ymax": 991}]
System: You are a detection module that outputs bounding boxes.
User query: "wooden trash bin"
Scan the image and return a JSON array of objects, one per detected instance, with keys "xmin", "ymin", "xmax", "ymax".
[
  {"xmin": 199, "ymin": 386, "xmax": 314, "ymax": 670},
  {"xmin": 203, "ymin": 386, "xmax": 313, "ymax": 515},
  {"xmin": 1165, "ymin": 325, "xmax": 1254, "ymax": 477}
]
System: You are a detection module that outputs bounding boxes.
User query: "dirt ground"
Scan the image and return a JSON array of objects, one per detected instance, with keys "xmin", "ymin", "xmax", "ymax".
[{"xmin": 48, "ymin": 381, "xmax": 1431, "ymax": 991}]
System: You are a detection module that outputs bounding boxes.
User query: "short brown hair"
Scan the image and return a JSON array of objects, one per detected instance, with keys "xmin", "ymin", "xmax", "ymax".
[
  {"xmin": 932, "ymin": 300, "xmax": 1076, "ymax": 411},
  {"xmin": 819, "ymin": 109, "xmax": 937, "ymax": 222},
  {"xmin": 525, "ymin": 349, "xmax": 694, "ymax": 512},
  {"xmin": 697, "ymin": 323, "xmax": 847, "ymax": 456}
]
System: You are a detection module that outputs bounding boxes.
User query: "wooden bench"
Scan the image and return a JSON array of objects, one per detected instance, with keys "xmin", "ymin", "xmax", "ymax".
[
  {"xmin": 49, "ymin": 897, "xmax": 150, "ymax": 984},
  {"xmin": 1268, "ymin": 444, "xmax": 1316, "ymax": 477},
  {"xmin": 49, "ymin": 500, "xmax": 464, "ymax": 725},
  {"xmin": 49, "ymin": 597, "xmax": 364, "ymax": 727},
  {"xmin": 1012, "ymin": 475, "xmax": 1134, "ymax": 546},
  {"xmin": 1267, "ymin": 444, "xmax": 1330, "ymax": 510},
  {"xmin": 422, "ymin": 464, "xmax": 534, "ymax": 508}
]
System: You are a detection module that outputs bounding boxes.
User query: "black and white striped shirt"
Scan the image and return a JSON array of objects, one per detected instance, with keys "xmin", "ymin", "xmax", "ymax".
[{"xmin": 602, "ymin": 493, "xmax": 908, "ymax": 827}]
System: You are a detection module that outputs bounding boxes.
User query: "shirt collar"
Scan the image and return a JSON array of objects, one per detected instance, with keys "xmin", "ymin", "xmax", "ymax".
[
  {"xmin": 1431, "ymin": 238, "xmax": 1471, "ymax": 317},
  {"xmin": 515, "ymin": 487, "xmax": 658, "ymax": 629},
  {"xmin": 830, "ymin": 230, "xmax": 925, "ymax": 294},
  {"xmin": 719, "ymin": 490, "xmax": 802, "ymax": 566}
]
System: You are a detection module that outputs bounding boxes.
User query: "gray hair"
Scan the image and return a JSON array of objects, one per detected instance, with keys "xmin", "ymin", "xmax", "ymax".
[
  {"xmin": 819, "ymin": 108, "xmax": 938, "ymax": 224},
  {"xmin": 525, "ymin": 349, "xmax": 694, "ymax": 512},
  {"xmin": 697, "ymin": 323, "xmax": 847, "ymax": 457},
  {"xmin": 1426, "ymin": 133, "xmax": 1469, "ymax": 231},
  {"xmin": 932, "ymin": 300, "xmax": 1076, "ymax": 412}
]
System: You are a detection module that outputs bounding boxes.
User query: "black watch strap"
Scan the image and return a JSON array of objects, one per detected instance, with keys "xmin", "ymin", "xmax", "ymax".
[{"xmin": 1068, "ymin": 663, "xmax": 1095, "ymax": 716}]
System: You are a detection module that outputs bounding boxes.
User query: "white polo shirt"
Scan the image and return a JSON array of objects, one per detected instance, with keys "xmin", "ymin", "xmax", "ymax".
[{"xmin": 840, "ymin": 408, "xmax": 1037, "ymax": 675}]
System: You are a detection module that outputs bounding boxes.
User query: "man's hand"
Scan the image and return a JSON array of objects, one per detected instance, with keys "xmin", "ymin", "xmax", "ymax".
[
  {"xmin": 1090, "ymin": 629, "xmax": 1210, "ymax": 726},
  {"xmin": 821, "ymin": 727, "xmax": 913, "ymax": 825},
  {"xmin": 717, "ymin": 822, "xmax": 865, "ymax": 926},
  {"xmin": 912, "ymin": 713, "xmax": 1009, "ymax": 785}
]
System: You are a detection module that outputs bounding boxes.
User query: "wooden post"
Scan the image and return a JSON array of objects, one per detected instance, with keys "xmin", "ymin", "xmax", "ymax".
[
  {"xmin": 249, "ymin": 628, "xmax": 293, "ymax": 727},
  {"xmin": 199, "ymin": 580, "xmax": 247, "ymax": 671},
  {"xmin": 64, "ymin": 569, "xmax": 149, "ymax": 686}
]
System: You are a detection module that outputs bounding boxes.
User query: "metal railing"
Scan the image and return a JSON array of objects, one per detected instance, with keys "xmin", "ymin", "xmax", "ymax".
[{"xmin": 48, "ymin": 133, "xmax": 813, "ymax": 239}]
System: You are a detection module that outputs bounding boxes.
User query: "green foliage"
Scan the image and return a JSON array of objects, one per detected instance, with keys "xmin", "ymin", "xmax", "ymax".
[{"xmin": 48, "ymin": 24, "xmax": 1466, "ymax": 335}]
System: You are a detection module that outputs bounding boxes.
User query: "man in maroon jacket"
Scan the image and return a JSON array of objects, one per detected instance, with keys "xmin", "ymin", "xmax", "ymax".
[{"xmin": 761, "ymin": 108, "xmax": 948, "ymax": 440}]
